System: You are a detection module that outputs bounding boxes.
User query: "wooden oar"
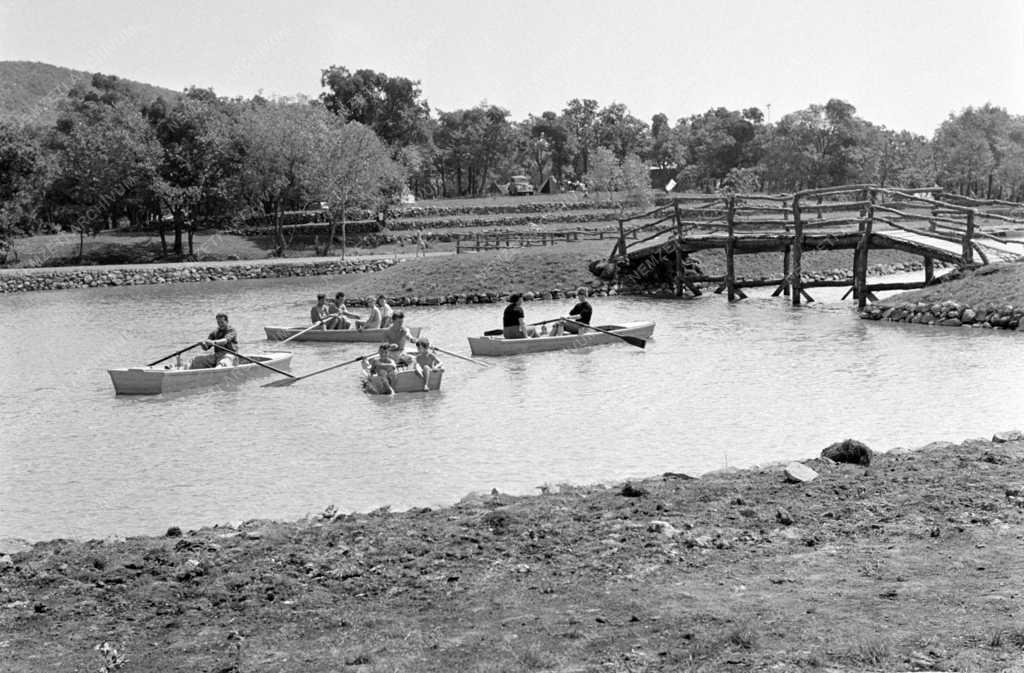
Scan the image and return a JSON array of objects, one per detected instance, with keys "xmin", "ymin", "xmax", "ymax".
[
  {"xmin": 214, "ymin": 345, "xmax": 296, "ymax": 378},
  {"xmin": 146, "ymin": 342, "xmax": 203, "ymax": 367},
  {"xmin": 275, "ymin": 315, "xmax": 332, "ymax": 346},
  {"xmin": 431, "ymin": 345, "xmax": 490, "ymax": 367},
  {"xmin": 483, "ymin": 317, "xmax": 564, "ymax": 337},
  {"xmin": 262, "ymin": 354, "xmax": 371, "ymax": 388},
  {"xmin": 563, "ymin": 319, "xmax": 646, "ymax": 349}
]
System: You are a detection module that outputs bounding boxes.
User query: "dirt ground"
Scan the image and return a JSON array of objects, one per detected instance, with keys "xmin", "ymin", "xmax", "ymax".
[{"xmin": 3, "ymin": 436, "xmax": 1024, "ymax": 672}]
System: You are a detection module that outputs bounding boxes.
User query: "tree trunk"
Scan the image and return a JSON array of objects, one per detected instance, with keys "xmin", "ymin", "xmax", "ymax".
[
  {"xmin": 157, "ymin": 214, "xmax": 167, "ymax": 255},
  {"xmin": 274, "ymin": 205, "xmax": 286, "ymax": 257},
  {"xmin": 325, "ymin": 212, "xmax": 337, "ymax": 256},
  {"xmin": 173, "ymin": 209, "xmax": 184, "ymax": 258}
]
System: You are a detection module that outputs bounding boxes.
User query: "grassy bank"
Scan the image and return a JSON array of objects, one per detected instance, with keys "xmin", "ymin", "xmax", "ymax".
[{"xmin": 3, "ymin": 435, "xmax": 1024, "ymax": 672}]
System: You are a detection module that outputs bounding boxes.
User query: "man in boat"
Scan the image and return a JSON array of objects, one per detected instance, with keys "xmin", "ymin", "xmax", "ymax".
[
  {"xmin": 502, "ymin": 293, "xmax": 538, "ymax": 339},
  {"xmin": 310, "ymin": 294, "xmax": 331, "ymax": 328},
  {"xmin": 376, "ymin": 295, "xmax": 394, "ymax": 328},
  {"xmin": 326, "ymin": 291, "xmax": 361, "ymax": 330},
  {"xmin": 551, "ymin": 287, "xmax": 594, "ymax": 336},
  {"xmin": 189, "ymin": 313, "xmax": 238, "ymax": 369},
  {"xmin": 381, "ymin": 312, "xmax": 416, "ymax": 364}
]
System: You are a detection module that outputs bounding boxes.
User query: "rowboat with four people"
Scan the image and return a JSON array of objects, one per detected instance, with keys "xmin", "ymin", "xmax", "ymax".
[
  {"xmin": 467, "ymin": 321, "xmax": 655, "ymax": 356},
  {"xmin": 263, "ymin": 325, "xmax": 422, "ymax": 343},
  {"xmin": 108, "ymin": 352, "xmax": 293, "ymax": 395}
]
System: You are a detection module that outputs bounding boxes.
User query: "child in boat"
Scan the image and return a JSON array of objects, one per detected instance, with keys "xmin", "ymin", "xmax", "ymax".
[
  {"xmin": 366, "ymin": 343, "xmax": 399, "ymax": 394},
  {"xmin": 412, "ymin": 337, "xmax": 443, "ymax": 391}
]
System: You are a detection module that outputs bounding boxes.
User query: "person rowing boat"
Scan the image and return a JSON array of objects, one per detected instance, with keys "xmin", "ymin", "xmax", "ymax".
[
  {"xmin": 327, "ymin": 291, "xmax": 362, "ymax": 330},
  {"xmin": 188, "ymin": 313, "xmax": 238, "ymax": 369},
  {"xmin": 381, "ymin": 312, "xmax": 417, "ymax": 364},
  {"xmin": 550, "ymin": 287, "xmax": 593, "ymax": 336}
]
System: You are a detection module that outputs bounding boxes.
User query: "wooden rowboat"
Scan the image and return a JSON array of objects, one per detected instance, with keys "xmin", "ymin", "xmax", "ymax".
[
  {"xmin": 264, "ymin": 325, "xmax": 422, "ymax": 343},
  {"xmin": 108, "ymin": 352, "xmax": 293, "ymax": 395},
  {"xmin": 467, "ymin": 321, "xmax": 655, "ymax": 356},
  {"xmin": 362, "ymin": 367, "xmax": 444, "ymax": 395}
]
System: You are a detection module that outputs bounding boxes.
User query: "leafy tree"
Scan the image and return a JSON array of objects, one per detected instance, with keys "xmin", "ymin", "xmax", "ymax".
[
  {"xmin": 562, "ymin": 98, "xmax": 599, "ymax": 177},
  {"xmin": 933, "ymin": 104, "xmax": 1024, "ymax": 198},
  {"xmin": 145, "ymin": 92, "xmax": 241, "ymax": 256},
  {"xmin": 529, "ymin": 112, "xmax": 573, "ymax": 181},
  {"xmin": 320, "ymin": 66, "xmax": 431, "ymax": 146},
  {"xmin": 584, "ymin": 147, "xmax": 651, "ymax": 204},
  {"xmin": 593, "ymin": 102, "xmax": 650, "ymax": 161},
  {"xmin": 761, "ymin": 98, "xmax": 864, "ymax": 191},
  {"xmin": 234, "ymin": 101, "xmax": 324, "ymax": 256},
  {"xmin": 308, "ymin": 119, "xmax": 404, "ymax": 256},
  {"xmin": 433, "ymin": 104, "xmax": 513, "ymax": 196},
  {"xmin": 0, "ymin": 120, "xmax": 44, "ymax": 246},
  {"xmin": 46, "ymin": 95, "xmax": 162, "ymax": 260}
]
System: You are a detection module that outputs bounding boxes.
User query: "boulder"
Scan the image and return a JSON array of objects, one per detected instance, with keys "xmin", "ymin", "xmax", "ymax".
[
  {"xmin": 992, "ymin": 430, "xmax": 1024, "ymax": 443},
  {"xmin": 821, "ymin": 438, "xmax": 873, "ymax": 465}
]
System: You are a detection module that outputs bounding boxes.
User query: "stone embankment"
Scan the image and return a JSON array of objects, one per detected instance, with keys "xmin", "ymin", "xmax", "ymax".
[
  {"xmin": 0, "ymin": 259, "xmax": 398, "ymax": 294},
  {"xmin": 622, "ymin": 260, "xmax": 938, "ymax": 296},
  {"xmin": 860, "ymin": 300, "xmax": 1024, "ymax": 330}
]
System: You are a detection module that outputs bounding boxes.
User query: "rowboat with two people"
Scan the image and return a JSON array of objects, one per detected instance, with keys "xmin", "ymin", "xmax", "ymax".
[
  {"xmin": 109, "ymin": 313, "xmax": 293, "ymax": 394},
  {"xmin": 264, "ymin": 324, "xmax": 422, "ymax": 343},
  {"xmin": 468, "ymin": 321, "xmax": 655, "ymax": 356},
  {"xmin": 470, "ymin": 289, "xmax": 654, "ymax": 356}
]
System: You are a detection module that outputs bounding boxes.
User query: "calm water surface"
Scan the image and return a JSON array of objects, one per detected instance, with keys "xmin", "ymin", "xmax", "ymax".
[{"xmin": 2, "ymin": 274, "xmax": 1023, "ymax": 541}]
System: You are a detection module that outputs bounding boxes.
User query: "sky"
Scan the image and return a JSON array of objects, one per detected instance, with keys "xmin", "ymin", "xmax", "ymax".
[{"xmin": 1, "ymin": 0, "xmax": 1022, "ymax": 136}]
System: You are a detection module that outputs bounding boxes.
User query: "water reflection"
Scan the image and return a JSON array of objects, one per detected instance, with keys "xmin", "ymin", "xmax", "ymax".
[{"xmin": 1, "ymin": 276, "xmax": 1022, "ymax": 541}]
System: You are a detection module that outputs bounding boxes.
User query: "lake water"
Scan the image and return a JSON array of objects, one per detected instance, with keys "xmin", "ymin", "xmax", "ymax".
[{"xmin": 2, "ymin": 274, "xmax": 1023, "ymax": 542}]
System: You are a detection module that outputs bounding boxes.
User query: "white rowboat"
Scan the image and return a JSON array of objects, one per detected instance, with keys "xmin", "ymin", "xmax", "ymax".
[
  {"xmin": 264, "ymin": 325, "xmax": 422, "ymax": 343},
  {"xmin": 363, "ymin": 368, "xmax": 444, "ymax": 394},
  {"xmin": 108, "ymin": 352, "xmax": 293, "ymax": 395},
  {"xmin": 467, "ymin": 321, "xmax": 655, "ymax": 356}
]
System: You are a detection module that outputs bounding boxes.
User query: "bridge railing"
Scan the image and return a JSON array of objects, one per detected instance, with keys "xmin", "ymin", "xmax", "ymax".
[{"xmin": 610, "ymin": 184, "xmax": 1024, "ymax": 303}]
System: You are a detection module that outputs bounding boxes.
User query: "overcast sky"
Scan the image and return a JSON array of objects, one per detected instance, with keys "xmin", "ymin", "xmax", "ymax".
[{"xmin": 1, "ymin": 0, "xmax": 1021, "ymax": 136}]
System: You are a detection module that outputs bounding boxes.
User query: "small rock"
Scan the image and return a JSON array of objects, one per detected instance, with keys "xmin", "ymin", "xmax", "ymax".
[
  {"xmin": 648, "ymin": 521, "xmax": 680, "ymax": 537},
  {"xmin": 784, "ymin": 462, "xmax": 819, "ymax": 483},
  {"xmin": 992, "ymin": 430, "xmax": 1024, "ymax": 443},
  {"xmin": 165, "ymin": 526, "xmax": 182, "ymax": 537},
  {"xmin": 776, "ymin": 507, "xmax": 794, "ymax": 525},
  {"xmin": 621, "ymin": 482, "xmax": 648, "ymax": 497}
]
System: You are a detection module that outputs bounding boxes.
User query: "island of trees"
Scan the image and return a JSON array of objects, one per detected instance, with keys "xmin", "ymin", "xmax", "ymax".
[{"xmin": 1, "ymin": 63, "xmax": 1022, "ymax": 260}]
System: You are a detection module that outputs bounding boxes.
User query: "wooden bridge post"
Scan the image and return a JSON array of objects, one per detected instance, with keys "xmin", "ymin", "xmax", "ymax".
[
  {"xmin": 963, "ymin": 211, "xmax": 975, "ymax": 265},
  {"xmin": 616, "ymin": 217, "xmax": 626, "ymax": 260},
  {"xmin": 791, "ymin": 197, "xmax": 803, "ymax": 306},
  {"xmin": 854, "ymin": 189, "xmax": 876, "ymax": 309},
  {"xmin": 673, "ymin": 200, "xmax": 683, "ymax": 297},
  {"xmin": 725, "ymin": 195, "xmax": 738, "ymax": 301},
  {"xmin": 782, "ymin": 248, "xmax": 791, "ymax": 296}
]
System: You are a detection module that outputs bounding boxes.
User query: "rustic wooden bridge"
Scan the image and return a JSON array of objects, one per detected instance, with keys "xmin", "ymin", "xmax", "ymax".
[{"xmin": 606, "ymin": 185, "xmax": 1024, "ymax": 306}]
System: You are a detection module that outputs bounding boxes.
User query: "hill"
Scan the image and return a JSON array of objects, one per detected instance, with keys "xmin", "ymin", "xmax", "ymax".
[{"xmin": 0, "ymin": 60, "xmax": 181, "ymax": 125}]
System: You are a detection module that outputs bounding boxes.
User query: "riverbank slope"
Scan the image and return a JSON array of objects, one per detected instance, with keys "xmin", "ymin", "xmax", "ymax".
[{"xmin": 3, "ymin": 434, "xmax": 1024, "ymax": 672}]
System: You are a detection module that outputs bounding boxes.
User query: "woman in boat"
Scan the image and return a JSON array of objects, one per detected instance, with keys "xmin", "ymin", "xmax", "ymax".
[
  {"xmin": 356, "ymin": 299, "xmax": 383, "ymax": 330},
  {"xmin": 189, "ymin": 313, "xmax": 238, "ymax": 369},
  {"xmin": 551, "ymin": 287, "xmax": 594, "ymax": 336},
  {"xmin": 412, "ymin": 337, "xmax": 443, "ymax": 391},
  {"xmin": 502, "ymin": 293, "xmax": 537, "ymax": 339},
  {"xmin": 326, "ymin": 291, "xmax": 361, "ymax": 330},
  {"xmin": 376, "ymin": 295, "xmax": 394, "ymax": 328}
]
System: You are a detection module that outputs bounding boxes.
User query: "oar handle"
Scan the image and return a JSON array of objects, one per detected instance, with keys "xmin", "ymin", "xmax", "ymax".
[
  {"xmin": 146, "ymin": 341, "xmax": 204, "ymax": 367},
  {"xmin": 262, "ymin": 353, "xmax": 371, "ymax": 387},
  {"xmin": 215, "ymin": 345, "xmax": 295, "ymax": 378},
  {"xmin": 432, "ymin": 345, "xmax": 490, "ymax": 367},
  {"xmin": 483, "ymin": 317, "xmax": 565, "ymax": 337},
  {"xmin": 277, "ymin": 315, "xmax": 332, "ymax": 346}
]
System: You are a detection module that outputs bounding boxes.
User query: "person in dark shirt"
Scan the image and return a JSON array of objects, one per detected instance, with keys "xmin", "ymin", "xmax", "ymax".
[
  {"xmin": 552, "ymin": 287, "xmax": 594, "ymax": 335},
  {"xmin": 501, "ymin": 293, "xmax": 537, "ymax": 339},
  {"xmin": 189, "ymin": 313, "xmax": 238, "ymax": 368}
]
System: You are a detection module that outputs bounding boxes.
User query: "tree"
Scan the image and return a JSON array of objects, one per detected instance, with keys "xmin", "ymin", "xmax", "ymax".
[
  {"xmin": 46, "ymin": 96, "xmax": 162, "ymax": 260},
  {"xmin": 320, "ymin": 66, "xmax": 431, "ymax": 146},
  {"xmin": 235, "ymin": 102, "xmax": 324, "ymax": 256},
  {"xmin": 761, "ymin": 98, "xmax": 864, "ymax": 191},
  {"xmin": 0, "ymin": 120, "xmax": 44, "ymax": 248},
  {"xmin": 593, "ymin": 102, "xmax": 650, "ymax": 161},
  {"xmin": 308, "ymin": 120, "xmax": 404, "ymax": 256},
  {"xmin": 562, "ymin": 98, "xmax": 599, "ymax": 177},
  {"xmin": 145, "ymin": 92, "xmax": 241, "ymax": 257},
  {"xmin": 433, "ymin": 104, "xmax": 513, "ymax": 196},
  {"xmin": 584, "ymin": 147, "xmax": 651, "ymax": 204},
  {"xmin": 933, "ymin": 104, "xmax": 1023, "ymax": 198}
]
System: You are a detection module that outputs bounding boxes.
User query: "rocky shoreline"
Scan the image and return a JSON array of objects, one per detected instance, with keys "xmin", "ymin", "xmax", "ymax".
[
  {"xmin": 860, "ymin": 299, "xmax": 1024, "ymax": 330},
  {"xmin": 0, "ymin": 258, "xmax": 399, "ymax": 294}
]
